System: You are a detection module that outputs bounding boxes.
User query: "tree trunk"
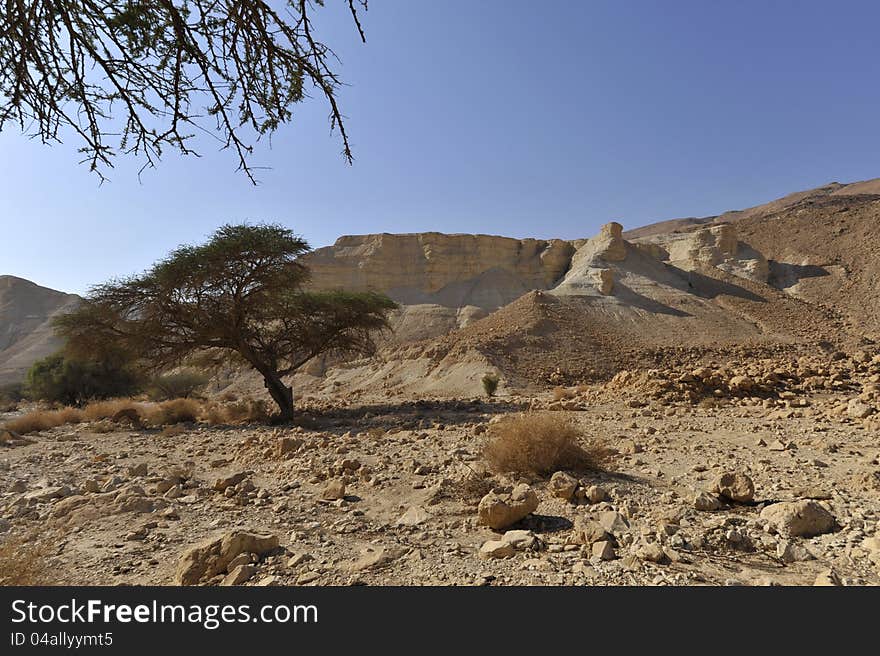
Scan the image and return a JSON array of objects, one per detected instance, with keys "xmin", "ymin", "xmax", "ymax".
[{"xmin": 263, "ymin": 372, "xmax": 294, "ymax": 422}]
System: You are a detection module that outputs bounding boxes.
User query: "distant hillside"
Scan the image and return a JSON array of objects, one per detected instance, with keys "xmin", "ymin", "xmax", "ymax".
[{"xmin": 0, "ymin": 276, "xmax": 79, "ymax": 386}]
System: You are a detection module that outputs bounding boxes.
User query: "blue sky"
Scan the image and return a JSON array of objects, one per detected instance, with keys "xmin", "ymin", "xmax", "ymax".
[{"xmin": 2, "ymin": 0, "xmax": 879, "ymax": 295}]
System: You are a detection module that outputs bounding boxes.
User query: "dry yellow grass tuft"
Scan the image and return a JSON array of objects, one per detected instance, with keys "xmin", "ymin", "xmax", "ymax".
[
  {"xmin": 213, "ymin": 398, "xmax": 270, "ymax": 425},
  {"xmin": 2, "ymin": 395, "xmax": 275, "ymax": 435},
  {"xmin": 483, "ymin": 412, "xmax": 610, "ymax": 476},
  {"xmin": 81, "ymin": 399, "xmax": 144, "ymax": 423},
  {"xmin": 2, "ymin": 406, "xmax": 83, "ymax": 435},
  {"xmin": 143, "ymin": 398, "xmax": 202, "ymax": 426},
  {"xmin": 0, "ymin": 534, "xmax": 52, "ymax": 585}
]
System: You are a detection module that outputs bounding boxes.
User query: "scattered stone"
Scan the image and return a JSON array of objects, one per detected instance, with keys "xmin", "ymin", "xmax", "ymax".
[
  {"xmin": 548, "ymin": 471, "xmax": 578, "ymax": 501},
  {"xmin": 477, "ymin": 484, "xmax": 539, "ymax": 530},
  {"xmin": 320, "ymin": 479, "xmax": 346, "ymax": 501},
  {"xmin": 501, "ymin": 530, "xmax": 538, "ymax": 551},
  {"xmin": 573, "ymin": 519, "xmax": 610, "ymax": 545},
  {"xmin": 592, "ymin": 540, "xmax": 616, "ymax": 561},
  {"xmin": 127, "ymin": 463, "xmax": 148, "ymax": 477},
  {"xmin": 711, "ymin": 471, "xmax": 755, "ymax": 503},
  {"xmin": 479, "ymin": 540, "xmax": 515, "ymax": 560},
  {"xmin": 760, "ymin": 500, "xmax": 835, "ymax": 538},
  {"xmin": 174, "ymin": 530, "xmax": 279, "ymax": 585},
  {"xmin": 636, "ymin": 542, "xmax": 668, "ymax": 564},
  {"xmin": 349, "ymin": 545, "xmax": 405, "ymax": 572},
  {"xmin": 221, "ymin": 564, "xmax": 256, "ymax": 586},
  {"xmin": 212, "ymin": 472, "xmax": 247, "ymax": 492},
  {"xmin": 847, "ymin": 399, "xmax": 874, "ymax": 419},
  {"xmin": 396, "ymin": 506, "xmax": 430, "ymax": 526},
  {"xmin": 277, "ymin": 437, "xmax": 304, "ymax": 457},
  {"xmin": 598, "ymin": 511, "xmax": 630, "ymax": 536},
  {"xmin": 777, "ymin": 540, "xmax": 815, "ymax": 563},
  {"xmin": 693, "ymin": 491, "xmax": 722, "ymax": 511},
  {"xmin": 584, "ymin": 485, "xmax": 608, "ymax": 504}
]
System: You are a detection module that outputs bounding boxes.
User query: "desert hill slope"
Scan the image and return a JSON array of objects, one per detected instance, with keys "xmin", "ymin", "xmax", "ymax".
[{"xmin": 0, "ymin": 276, "xmax": 80, "ymax": 386}]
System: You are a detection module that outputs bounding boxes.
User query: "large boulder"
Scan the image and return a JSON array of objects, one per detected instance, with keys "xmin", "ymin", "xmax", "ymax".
[
  {"xmin": 760, "ymin": 500, "xmax": 835, "ymax": 538},
  {"xmin": 175, "ymin": 530, "xmax": 279, "ymax": 585},
  {"xmin": 711, "ymin": 472, "xmax": 755, "ymax": 503},
  {"xmin": 477, "ymin": 484, "xmax": 539, "ymax": 530}
]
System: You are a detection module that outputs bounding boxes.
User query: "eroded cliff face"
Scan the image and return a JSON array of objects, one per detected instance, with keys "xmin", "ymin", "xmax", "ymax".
[
  {"xmin": 305, "ymin": 233, "xmax": 574, "ymax": 305},
  {"xmin": 298, "ymin": 221, "xmax": 774, "ymax": 349}
]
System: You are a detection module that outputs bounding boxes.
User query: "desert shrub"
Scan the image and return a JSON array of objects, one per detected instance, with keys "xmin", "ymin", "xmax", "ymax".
[
  {"xmin": 0, "ymin": 534, "xmax": 52, "ymax": 585},
  {"xmin": 219, "ymin": 398, "xmax": 270, "ymax": 425},
  {"xmin": 0, "ymin": 383, "xmax": 23, "ymax": 412},
  {"xmin": 481, "ymin": 373, "xmax": 500, "ymax": 397},
  {"xmin": 145, "ymin": 398, "xmax": 202, "ymax": 425},
  {"xmin": 483, "ymin": 412, "xmax": 608, "ymax": 476},
  {"xmin": 25, "ymin": 352, "xmax": 140, "ymax": 405},
  {"xmin": 81, "ymin": 399, "xmax": 144, "ymax": 423},
  {"xmin": 199, "ymin": 398, "xmax": 268, "ymax": 426},
  {"xmin": 2, "ymin": 406, "xmax": 83, "ymax": 435},
  {"xmin": 147, "ymin": 370, "xmax": 209, "ymax": 401},
  {"xmin": 200, "ymin": 403, "xmax": 228, "ymax": 426},
  {"xmin": 552, "ymin": 386, "xmax": 575, "ymax": 401}
]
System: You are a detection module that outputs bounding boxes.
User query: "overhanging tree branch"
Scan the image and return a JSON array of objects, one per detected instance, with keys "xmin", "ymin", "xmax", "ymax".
[{"xmin": 0, "ymin": 1, "xmax": 368, "ymax": 182}]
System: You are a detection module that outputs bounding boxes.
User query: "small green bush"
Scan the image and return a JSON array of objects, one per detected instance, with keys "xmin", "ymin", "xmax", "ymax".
[
  {"xmin": 25, "ymin": 352, "xmax": 140, "ymax": 405},
  {"xmin": 147, "ymin": 370, "xmax": 209, "ymax": 401},
  {"xmin": 481, "ymin": 373, "xmax": 500, "ymax": 397}
]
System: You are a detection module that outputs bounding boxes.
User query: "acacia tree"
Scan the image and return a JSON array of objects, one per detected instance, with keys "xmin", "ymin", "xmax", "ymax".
[
  {"xmin": 55, "ymin": 224, "xmax": 396, "ymax": 420},
  {"xmin": 0, "ymin": 1, "xmax": 368, "ymax": 181}
]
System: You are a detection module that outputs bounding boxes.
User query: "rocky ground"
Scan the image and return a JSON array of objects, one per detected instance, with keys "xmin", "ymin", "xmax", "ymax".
[{"xmin": 2, "ymin": 354, "xmax": 879, "ymax": 587}]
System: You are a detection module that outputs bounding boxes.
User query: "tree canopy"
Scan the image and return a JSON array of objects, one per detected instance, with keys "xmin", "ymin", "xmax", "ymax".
[
  {"xmin": 0, "ymin": 1, "xmax": 368, "ymax": 181},
  {"xmin": 55, "ymin": 223, "xmax": 397, "ymax": 420}
]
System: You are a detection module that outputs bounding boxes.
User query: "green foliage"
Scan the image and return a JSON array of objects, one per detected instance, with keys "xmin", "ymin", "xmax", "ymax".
[
  {"xmin": 147, "ymin": 370, "xmax": 209, "ymax": 401},
  {"xmin": 481, "ymin": 373, "xmax": 500, "ymax": 397},
  {"xmin": 55, "ymin": 223, "xmax": 397, "ymax": 419},
  {"xmin": 25, "ymin": 353, "xmax": 140, "ymax": 406},
  {"xmin": 0, "ymin": 383, "xmax": 23, "ymax": 412}
]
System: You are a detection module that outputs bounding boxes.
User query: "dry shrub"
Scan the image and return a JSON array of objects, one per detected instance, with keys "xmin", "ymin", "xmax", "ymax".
[
  {"xmin": 201, "ymin": 398, "xmax": 268, "ymax": 425},
  {"xmin": 200, "ymin": 403, "xmax": 228, "ymax": 426},
  {"xmin": 2, "ymin": 406, "xmax": 82, "ymax": 435},
  {"xmin": 483, "ymin": 412, "xmax": 609, "ymax": 476},
  {"xmin": 159, "ymin": 423, "xmax": 186, "ymax": 438},
  {"xmin": 90, "ymin": 420, "xmax": 116, "ymax": 434},
  {"xmin": 552, "ymin": 386, "xmax": 575, "ymax": 401},
  {"xmin": 0, "ymin": 534, "xmax": 52, "ymax": 585},
  {"xmin": 146, "ymin": 398, "xmax": 202, "ymax": 426},
  {"xmin": 81, "ymin": 399, "xmax": 144, "ymax": 422},
  {"xmin": 220, "ymin": 398, "xmax": 269, "ymax": 425}
]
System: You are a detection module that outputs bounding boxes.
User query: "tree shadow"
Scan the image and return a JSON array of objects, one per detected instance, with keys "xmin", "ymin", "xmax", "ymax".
[{"xmin": 292, "ymin": 398, "xmax": 529, "ymax": 433}]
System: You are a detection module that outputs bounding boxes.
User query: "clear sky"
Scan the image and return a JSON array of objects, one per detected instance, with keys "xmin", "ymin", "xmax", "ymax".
[{"xmin": 2, "ymin": 0, "xmax": 879, "ymax": 295}]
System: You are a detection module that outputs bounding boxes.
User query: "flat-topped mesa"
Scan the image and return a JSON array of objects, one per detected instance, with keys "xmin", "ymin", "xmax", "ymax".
[{"xmin": 303, "ymin": 233, "xmax": 575, "ymax": 302}]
